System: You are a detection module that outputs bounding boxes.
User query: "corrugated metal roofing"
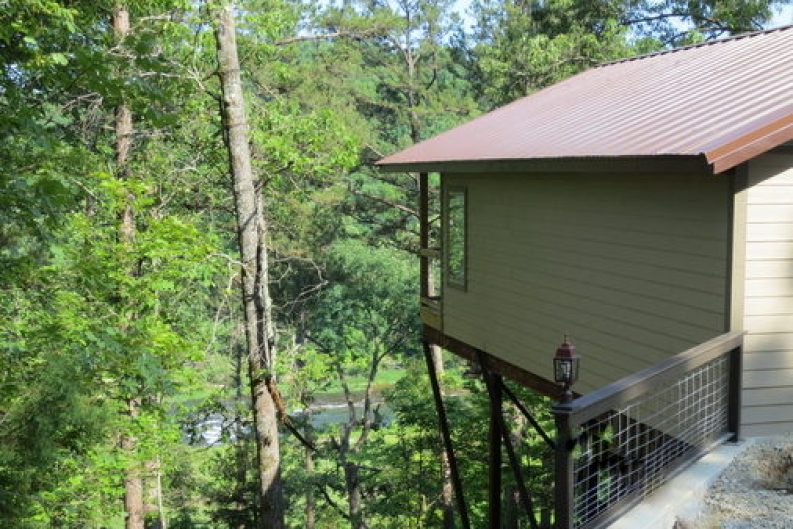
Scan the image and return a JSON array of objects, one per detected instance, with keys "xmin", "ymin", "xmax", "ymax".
[{"xmin": 377, "ymin": 25, "xmax": 793, "ymax": 174}]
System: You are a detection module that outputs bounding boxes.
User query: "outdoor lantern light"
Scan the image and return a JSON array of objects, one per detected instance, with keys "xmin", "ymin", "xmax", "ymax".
[{"xmin": 554, "ymin": 335, "xmax": 580, "ymax": 402}]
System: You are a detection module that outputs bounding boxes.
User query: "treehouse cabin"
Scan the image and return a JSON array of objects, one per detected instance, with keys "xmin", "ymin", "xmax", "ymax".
[{"xmin": 378, "ymin": 26, "xmax": 793, "ymax": 529}]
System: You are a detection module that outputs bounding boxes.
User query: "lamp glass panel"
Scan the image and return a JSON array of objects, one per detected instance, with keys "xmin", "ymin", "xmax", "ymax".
[{"xmin": 555, "ymin": 358, "xmax": 572, "ymax": 383}]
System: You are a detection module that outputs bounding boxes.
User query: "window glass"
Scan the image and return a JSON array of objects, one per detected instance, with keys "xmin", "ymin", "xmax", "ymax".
[{"xmin": 446, "ymin": 188, "xmax": 466, "ymax": 288}]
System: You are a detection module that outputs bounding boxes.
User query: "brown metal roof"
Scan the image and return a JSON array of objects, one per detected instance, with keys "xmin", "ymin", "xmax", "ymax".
[{"xmin": 377, "ymin": 25, "xmax": 793, "ymax": 174}]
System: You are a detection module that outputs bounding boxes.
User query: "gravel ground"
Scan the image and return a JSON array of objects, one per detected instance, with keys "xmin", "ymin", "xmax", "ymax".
[{"xmin": 682, "ymin": 436, "xmax": 793, "ymax": 529}]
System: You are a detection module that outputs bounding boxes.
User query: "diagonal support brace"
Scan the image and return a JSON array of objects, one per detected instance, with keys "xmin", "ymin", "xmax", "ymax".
[
  {"xmin": 502, "ymin": 380, "xmax": 556, "ymax": 450},
  {"xmin": 498, "ymin": 409, "xmax": 540, "ymax": 529},
  {"xmin": 423, "ymin": 341, "xmax": 471, "ymax": 529}
]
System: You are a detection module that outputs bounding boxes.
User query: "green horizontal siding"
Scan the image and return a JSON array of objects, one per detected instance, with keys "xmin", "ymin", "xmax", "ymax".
[{"xmin": 442, "ymin": 171, "xmax": 730, "ymax": 395}]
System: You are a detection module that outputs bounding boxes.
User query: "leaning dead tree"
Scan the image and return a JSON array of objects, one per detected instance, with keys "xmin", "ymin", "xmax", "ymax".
[{"xmin": 213, "ymin": 2, "xmax": 284, "ymax": 527}]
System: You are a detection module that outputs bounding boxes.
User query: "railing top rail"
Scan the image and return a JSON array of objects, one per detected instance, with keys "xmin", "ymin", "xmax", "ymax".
[{"xmin": 553, "ymin": 331, "xmax": 743, "ymax": 425}]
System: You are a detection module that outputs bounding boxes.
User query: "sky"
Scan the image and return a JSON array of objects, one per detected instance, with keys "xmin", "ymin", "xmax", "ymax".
[
  {"xmin": 314, "ymin": 1, "xmax": 793, "ymax": 37},
  {"xmin": 449, "ymin": 0, "xmax": 793, "ymax": 33},
  {"xmin": 770, "ymin": 4, "xmax": 793, "ymax": 27}
]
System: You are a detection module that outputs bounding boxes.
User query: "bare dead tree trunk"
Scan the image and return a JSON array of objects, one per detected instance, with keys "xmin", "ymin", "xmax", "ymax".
[
  {"xmin": 113, "ymin": 6, "xmax": 145, "ymax": 529},
  {"xmin": 213, "ymin": 3, "xmax": 284, "ymax": 528},
  {"xmin": 233, "ymin": 340, "xmax": 250, "ymax": 529}
]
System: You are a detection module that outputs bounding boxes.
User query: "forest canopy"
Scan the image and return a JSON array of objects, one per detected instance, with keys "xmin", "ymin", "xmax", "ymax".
[{"xmin": 1, "ymin": 1, "xmax": 789, "ymax": 528}]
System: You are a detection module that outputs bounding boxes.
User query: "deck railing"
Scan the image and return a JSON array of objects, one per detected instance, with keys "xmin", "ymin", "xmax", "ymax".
[{"xmin": 552, "ymin": 331, "xmax": 743, "ymax": 529}]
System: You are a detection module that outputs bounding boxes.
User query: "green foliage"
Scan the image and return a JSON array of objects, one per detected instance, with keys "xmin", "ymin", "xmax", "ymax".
[
  {"xmin": 468, "ymin": 0, "xmax": 785, "ymax": 108},
  {"xmin": 470, "ymin": 0, "xmax": 634, "ymax": 106},
  {"xmin": 306, "ymin": 239, "xmax": 419, "ymax": 375}
]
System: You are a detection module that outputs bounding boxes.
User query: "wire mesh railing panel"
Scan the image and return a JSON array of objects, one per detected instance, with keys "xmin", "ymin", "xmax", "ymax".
[{"xmin": 570, "ymin": 355, "xmax": 730, "ymax": 528}]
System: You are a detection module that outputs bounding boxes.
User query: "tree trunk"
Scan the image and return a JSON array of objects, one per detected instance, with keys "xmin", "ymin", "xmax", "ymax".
[
  {"xmin": 295, "ymin": 314, "xmax": 315, "ymax": 529},
  {"xmin": 503, "ymin": 487, "xmax": 519, "ymax": 529},
  {"xmin": 143, "ymin": 457, "xmax": 166, "ymax": 529},
  {"xmin": 334, "ymin": 359, "xmax": 375, "ymax": 529},
  {"xmin": 234, "ymin": 341, "xmax": 250, "ymax": 529},
  {"xmin": 344, "ymin": 462, "xmax": 365, "ymax": 529},
  {"xmin": 144, "ymin": 459, "xmax": 158, "ymax": 528},
  {"xmin": 122, "ymin": 400, "xmax": 144, "ymax": 529},
  {"xmin": 113, "ymin": 5, "xmax": 144, "ymax": 529},
  {"xmin": 213, "ymin": 3, "xmax": 284, "ymax": 528},
  {"xmin": 304, "ymin": 422, "xmax": 315, "ymax": 529},
  {"xmin": 506, "ymin": 408, "xmax": 527, "ymax": 529},
  {"xmin": 113, "ymin": 5, "xmax": 134, "ymax": 246},
  {"xmin": 156, "ymin": 461, "xmax": 167, "ymax": 529}
]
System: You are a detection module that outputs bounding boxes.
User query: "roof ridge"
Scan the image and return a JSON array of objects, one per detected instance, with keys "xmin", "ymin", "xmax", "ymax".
[{"xmin": 597, "ymin": 23, "xmax": 793, "ymax": 68}]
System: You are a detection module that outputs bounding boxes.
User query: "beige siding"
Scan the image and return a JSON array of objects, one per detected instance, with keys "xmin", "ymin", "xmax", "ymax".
[
  {"xmin": 742, "ymin": 152, "xmax": 793, "ymax": 437},
  {"xmin": 442, "ymin": 172, "xmax": 730, "ymax": 395}
]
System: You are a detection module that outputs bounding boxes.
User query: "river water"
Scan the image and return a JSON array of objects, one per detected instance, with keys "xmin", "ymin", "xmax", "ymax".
[{"xmin": 198, "ymin": 398, "xmax": 394, "ymax": 445}]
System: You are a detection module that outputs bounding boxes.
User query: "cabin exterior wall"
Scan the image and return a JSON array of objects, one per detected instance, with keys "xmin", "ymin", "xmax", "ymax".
[
  {"xmin": 441, "ymin": 171, "xmax": 731, "ymax": 395},
  {"xmin": 741, "ymin": 151, "xmax": 793, "ymax": 436}
]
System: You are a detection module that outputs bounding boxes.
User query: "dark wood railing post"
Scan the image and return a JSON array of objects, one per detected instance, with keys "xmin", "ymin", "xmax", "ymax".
[
  {"xmin": 728, "ymin": 345, "xmax": 743, "ymax": 441},
  {"xmin": 552, "ymin": 404, "xmax": 575, "ymax": 529}
]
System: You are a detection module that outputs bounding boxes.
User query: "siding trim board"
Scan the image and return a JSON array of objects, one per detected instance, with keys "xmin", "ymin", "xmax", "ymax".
[
  {"xmin": 742, "ymin": 152, "xmax": 793, "ymax": 435},
  {"xmin": 729, "ymin": 164, "xmax": 748, "ymax": 333}
]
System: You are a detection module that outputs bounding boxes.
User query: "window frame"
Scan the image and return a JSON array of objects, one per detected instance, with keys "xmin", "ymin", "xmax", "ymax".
[{"xmin": 443, "ymin": 184, "xmax": 468, "ymax": 291}]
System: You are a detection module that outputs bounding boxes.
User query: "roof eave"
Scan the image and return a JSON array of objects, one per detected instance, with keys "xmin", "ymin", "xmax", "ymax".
[
  {"xmin": 375, "ymin": 155, "xmax": 712, "ymax": 175},
  {"xmin": 707, "ymin": 114, "xmax": 793, "ymax": 174}
]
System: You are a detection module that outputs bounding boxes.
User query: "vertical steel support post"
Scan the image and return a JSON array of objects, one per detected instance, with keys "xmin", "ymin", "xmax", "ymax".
[
  {"xmin": 423, "ymin": 341, "xmax": 471, "ymax": 529},
  {"xmin": 487, "ymin": 369, "xmax": 503, "ymax": 529},
  {"xmin": 728, "ymin": 345, "xmax": 743, "ymax": 441},
  {"xmin": 419, "ymin": 172, "xmax": 429, "ymax": 299},
  {"xmin": 552, "ymin": 404, "xmax": 575, "ymax": 529}
]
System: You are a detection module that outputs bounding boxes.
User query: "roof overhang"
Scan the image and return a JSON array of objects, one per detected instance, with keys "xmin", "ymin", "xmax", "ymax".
[
  {"xmin": 377, "ymin": 117, "xmax": 793, "ymax": 175},
  {"xmin": 705, "ymin": 111, "xmax": 793, "ymax": 174},
  {"xmin": 376, "ymin": 154, "xmax": 714, "ymax": 175}
]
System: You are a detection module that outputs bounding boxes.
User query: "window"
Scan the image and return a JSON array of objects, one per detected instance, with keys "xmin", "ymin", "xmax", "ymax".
[{"xmin": 445, "ymin": 186, "xmax": 466, "ymax": 289}]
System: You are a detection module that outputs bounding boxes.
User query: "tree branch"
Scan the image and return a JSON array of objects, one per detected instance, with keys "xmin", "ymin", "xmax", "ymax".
[
  {"xmin": 350, "ymin": 188, "xmax": 418, "ymax": 218},
  {"xmin": 319, "ymin": 485, "xmax": 351, "ymax": 519},
  {"xmin": 275, "ymin": 27, "xmax": 386, "ymax": 46}
]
